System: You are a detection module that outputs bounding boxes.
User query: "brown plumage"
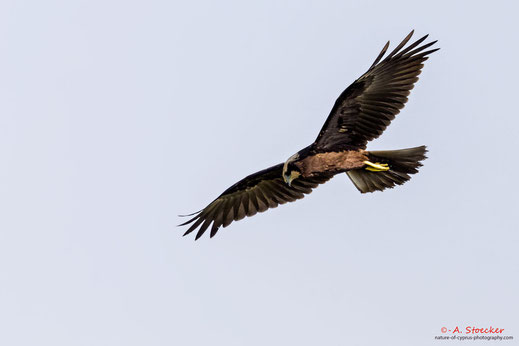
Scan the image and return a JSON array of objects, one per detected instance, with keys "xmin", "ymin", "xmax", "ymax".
[
  {"xmin": 180, "ymin": 30, "xmax": 438, "ymax": 239},
  {"xmin": 295, "ymin": 150, "xmax": 368, "ymax": 177}
]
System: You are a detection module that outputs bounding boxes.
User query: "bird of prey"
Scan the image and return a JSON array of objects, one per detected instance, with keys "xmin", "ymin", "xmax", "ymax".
[{"xmin": 180, "ymin": 30, "xmax": 438, "ymax": 240}]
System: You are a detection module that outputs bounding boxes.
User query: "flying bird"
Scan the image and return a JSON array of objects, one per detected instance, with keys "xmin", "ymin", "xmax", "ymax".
[{"xmin": 180, "ymin": 30, "xmax": 438, "ymax": 240}]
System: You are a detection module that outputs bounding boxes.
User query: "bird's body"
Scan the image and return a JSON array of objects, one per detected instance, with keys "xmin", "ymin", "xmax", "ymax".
[
  {"xmin": 180, "ymin": 31, "xmax": 438, "ymax": 239},
  {"xmin": 294, "ymin": 148, "xmax": 368, "ymax": 178}
]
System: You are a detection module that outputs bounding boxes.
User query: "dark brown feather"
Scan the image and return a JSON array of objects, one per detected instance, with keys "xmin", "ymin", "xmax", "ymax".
[
  {"xmin": 180, "ymin": 163, "xmax": 332, "ymax": 239},
  {"xmin": 314, "ymin": 31, "xmax": 438, "ymax": 150},
  {"xmin": 347, "ymin": 146, "xmax": 427, "ymax": 193}
]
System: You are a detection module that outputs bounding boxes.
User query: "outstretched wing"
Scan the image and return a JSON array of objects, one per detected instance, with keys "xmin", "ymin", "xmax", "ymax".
[
  {"xmin": 179, "ymin": 164, "xmax": 331, "ymax": 240},
  {"xmin": 314, "ymin": 30, "xmax": 438, "ymax": 150}
]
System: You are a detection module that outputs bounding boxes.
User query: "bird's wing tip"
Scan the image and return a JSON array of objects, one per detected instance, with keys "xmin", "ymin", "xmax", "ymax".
[{"xmin": 178, "ymin": 210, "xmax": 202, "ymax": 217}]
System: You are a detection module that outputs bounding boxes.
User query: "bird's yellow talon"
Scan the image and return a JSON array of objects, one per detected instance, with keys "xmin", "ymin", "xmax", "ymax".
[{"xmin": 363, "ymin": 161, "xmax": 389, "ymax": 172}]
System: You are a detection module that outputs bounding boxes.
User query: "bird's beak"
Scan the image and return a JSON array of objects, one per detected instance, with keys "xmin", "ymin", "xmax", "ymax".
[
  {"xmin": 283, "ymin": 174, "xmax": 292, "ymax": 187},
  {"xmin": 284, "ymin": 171, "xmax": 299, "ymax": 187}
]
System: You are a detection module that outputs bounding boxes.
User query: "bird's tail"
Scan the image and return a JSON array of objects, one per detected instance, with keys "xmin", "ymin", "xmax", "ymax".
[{"xmin": 347, "ymin": 146, "xmax": 427, "ymax": 193}]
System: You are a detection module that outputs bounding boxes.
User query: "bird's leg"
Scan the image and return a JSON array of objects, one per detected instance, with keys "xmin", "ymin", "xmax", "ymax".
[{"xmin": 363, "ymin": 161, "xmax": 389, "ymax": 172}]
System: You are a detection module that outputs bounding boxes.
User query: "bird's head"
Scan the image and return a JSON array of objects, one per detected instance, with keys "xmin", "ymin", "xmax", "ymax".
[{"xmin": 282, "ymin": 153, "xmax": 301, "ymax": 187}]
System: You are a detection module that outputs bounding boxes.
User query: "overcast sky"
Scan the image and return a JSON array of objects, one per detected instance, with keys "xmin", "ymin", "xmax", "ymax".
[{"xmin": 1, "ymin": 1, "xmax": 518, "ymax": 345}]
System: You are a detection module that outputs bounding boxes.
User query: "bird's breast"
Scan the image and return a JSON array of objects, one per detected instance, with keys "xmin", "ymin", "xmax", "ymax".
[{"xmin": 295, "ymin": 150, "xmax": 368, "ymax": 177}]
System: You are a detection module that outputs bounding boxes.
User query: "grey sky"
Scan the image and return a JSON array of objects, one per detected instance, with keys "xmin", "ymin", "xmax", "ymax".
[{"xmin": 1, "ymin": 1, "xmax": 518, "ymax": 345}]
